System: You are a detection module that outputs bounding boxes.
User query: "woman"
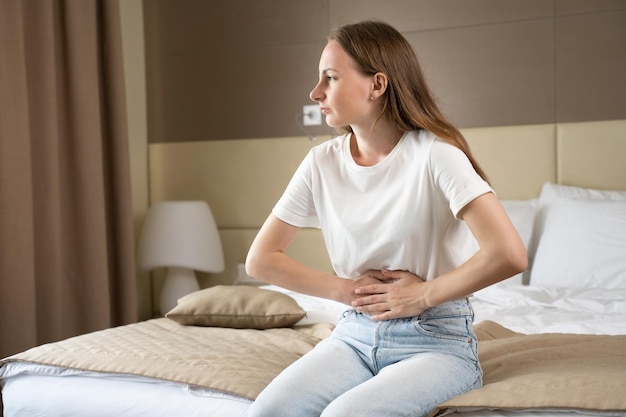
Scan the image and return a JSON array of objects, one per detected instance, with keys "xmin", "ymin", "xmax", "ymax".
[{"xmin": 245, "ymin": 20, "xmax": 527, "ymax": 417}]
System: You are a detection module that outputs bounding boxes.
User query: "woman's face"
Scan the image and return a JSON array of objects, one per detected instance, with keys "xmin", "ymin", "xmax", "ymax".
[{"xmin": 310, "ymin": 40, "xmax": 375, "ymax": 129}]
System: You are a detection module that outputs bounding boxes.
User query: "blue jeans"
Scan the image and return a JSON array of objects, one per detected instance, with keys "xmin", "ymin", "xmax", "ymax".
[{"xmin": 246, "ymin": 298, "xmax": 482, "ymax": 417}]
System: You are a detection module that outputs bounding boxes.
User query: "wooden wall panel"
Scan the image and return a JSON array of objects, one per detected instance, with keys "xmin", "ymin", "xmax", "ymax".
[{"xmin": 144, "ymin": 0, "xmax": 626, "ymax": 141}]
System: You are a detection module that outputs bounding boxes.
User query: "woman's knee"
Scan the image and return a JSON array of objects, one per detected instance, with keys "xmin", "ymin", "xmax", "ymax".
[{"xmin": 245, "ymin": 394, "xmax": 291, "ymax": 417}]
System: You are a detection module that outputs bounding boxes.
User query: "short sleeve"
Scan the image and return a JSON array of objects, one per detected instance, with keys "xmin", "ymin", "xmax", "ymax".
[
  {"xmin": 272, "ymin": 151, "xmax": 320, "ymax": 228},
  {"xmin": 429, "ymin": 139, "xmax": 493, "ymax": 218}
]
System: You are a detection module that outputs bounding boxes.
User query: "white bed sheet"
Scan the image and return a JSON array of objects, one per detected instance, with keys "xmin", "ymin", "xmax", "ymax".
[
  {"xmin": 1, "ymin": 362, "xmax": 251, "ymax": 417},
  {"xmin": 2, "ymin": 284, "xmax": 626, "ymax": 417},
  {"xmin": 471, "ymin": 283, "xmax": 626, "ymax": 335}
]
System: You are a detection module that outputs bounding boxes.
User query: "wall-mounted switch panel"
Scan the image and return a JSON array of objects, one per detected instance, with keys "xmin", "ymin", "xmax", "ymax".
[{"xmin": 303, "ymin": 104, "xmax": 322, "ymax": 126}]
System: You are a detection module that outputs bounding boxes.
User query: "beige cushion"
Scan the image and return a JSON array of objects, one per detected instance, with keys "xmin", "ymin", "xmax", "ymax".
[{"xmin": 166, "ymin": 285, "xmax": 306, "ymax": 329}]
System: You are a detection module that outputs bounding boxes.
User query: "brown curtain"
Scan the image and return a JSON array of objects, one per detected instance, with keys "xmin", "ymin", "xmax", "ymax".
[{"xmin": 0, "ymin": 0, "xmax": 137, "ymax": 359}]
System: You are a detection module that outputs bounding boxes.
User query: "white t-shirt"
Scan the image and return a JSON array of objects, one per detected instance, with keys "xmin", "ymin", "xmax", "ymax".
[{"xmin": 273, "ymin": 130, "xmax": 493, "ymax": 280}]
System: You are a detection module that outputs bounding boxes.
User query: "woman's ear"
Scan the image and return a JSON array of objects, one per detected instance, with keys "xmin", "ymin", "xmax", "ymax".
[{"xmin": 370, "ymin": 72, "xmax": 388, "ymax": 99}]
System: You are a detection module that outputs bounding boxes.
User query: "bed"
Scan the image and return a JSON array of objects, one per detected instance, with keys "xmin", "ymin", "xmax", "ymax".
[{"xmin": 2, "ymin": 120, "xmax": 626, "ymax": 416}]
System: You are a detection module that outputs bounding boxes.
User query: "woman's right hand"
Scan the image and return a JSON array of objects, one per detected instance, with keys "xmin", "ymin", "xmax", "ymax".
[{"xmin": 344, "ymin": 270, "xmax": 386, "ymax": 305}]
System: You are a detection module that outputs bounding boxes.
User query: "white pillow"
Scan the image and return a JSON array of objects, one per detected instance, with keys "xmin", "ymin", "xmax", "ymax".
[
  {"xmin": 540, "ymin": 182, "xmax": 626, "ymax": 202},
  {"xmin": 526, "ymin": 183, "xmax": 626, "ymax": 286},
  {"xmin": 529, "ymin": 197, "xmax": 626, "ymax": 289}
]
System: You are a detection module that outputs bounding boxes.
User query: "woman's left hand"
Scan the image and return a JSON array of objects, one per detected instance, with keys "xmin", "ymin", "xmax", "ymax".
[{"xmin": 351, "ymin": 269, "xmax": 428, "ymax": 320}]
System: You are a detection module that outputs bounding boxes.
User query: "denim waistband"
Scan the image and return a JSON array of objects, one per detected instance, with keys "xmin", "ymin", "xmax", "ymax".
[{"xmin": 418, "ymin": 297, "xmax": 473, "ymax": 319}]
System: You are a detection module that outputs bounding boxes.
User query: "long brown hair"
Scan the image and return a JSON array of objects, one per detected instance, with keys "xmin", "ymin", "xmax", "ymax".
[{"xmin": 329, "ymin": 20, "xmax": 489, "ymax": 182}]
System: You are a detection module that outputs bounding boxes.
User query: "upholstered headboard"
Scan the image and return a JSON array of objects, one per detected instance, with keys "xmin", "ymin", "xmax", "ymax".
[
  {"xmin": 148, "ymin": 119, "xmax": 626, "ymax": 288},
  {"xmin": 463, "ymin": 120, "xmax": 626, "ymax": 199}
]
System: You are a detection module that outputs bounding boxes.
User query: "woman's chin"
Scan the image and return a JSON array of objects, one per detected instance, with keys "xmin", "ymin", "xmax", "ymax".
[{"xmin": 324, "ymin": 117, "xmax": 341, "ymax": 128}]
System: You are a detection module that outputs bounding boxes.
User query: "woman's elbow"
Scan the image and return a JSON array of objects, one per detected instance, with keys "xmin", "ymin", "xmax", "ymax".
[
  {"xmin": 245, "ymin": 245, "xmax": 278, "ymax": 281},
  {"xmin": 244, "ymin": 244, "xmax": 264, "ymax": 279},
  {"xmin": 244, "ymin": 250, "xmax": 262, "ymax": 279},
  {"xmin": 505, "ymin": 241, "xmax": 528, "ymax": 276}
]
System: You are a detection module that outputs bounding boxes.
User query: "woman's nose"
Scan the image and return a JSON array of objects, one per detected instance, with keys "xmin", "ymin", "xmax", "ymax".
[{"xmin": 310, "ymin": 82, "xmax": 323, "ymax": 102}]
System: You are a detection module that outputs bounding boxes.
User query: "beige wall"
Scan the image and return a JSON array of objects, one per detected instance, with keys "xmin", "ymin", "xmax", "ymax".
[{"xmin": 144, "ymin": 0, "xmax": 626, "ymax": 143}]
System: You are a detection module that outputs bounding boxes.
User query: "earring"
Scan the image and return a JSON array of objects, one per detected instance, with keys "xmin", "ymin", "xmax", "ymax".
[{"xmin": 370, "ymin": 95, "xmax": 375, "ymax": 100}]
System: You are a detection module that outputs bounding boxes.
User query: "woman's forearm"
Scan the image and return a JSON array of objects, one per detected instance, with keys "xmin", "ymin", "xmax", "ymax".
[
  {"xmin": 245, "ymin": 249, "xmax": 353, "ymax": 304},
  {"xmin": 245, "ymin": 214, "xmax": 355, "ymax": 305},
  {"xmin": 423, "ymin": 242, "xmax": 527, "ymax": 308}
]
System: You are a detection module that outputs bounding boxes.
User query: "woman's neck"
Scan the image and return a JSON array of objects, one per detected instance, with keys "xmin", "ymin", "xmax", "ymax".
[{"xmin": 350, "ymin": 122, "xmax": 404, "ymax": 167}]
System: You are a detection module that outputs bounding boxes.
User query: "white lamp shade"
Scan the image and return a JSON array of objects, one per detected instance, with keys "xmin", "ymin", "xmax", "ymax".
[{"xmin": 138, "ymin": 201, "xmax": 224, "ymax": 273}]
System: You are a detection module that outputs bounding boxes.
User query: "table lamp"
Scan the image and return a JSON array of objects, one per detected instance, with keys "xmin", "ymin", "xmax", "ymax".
[{"xmin": 138, "ymin": 201, "xmax": 224, "ymax": 315}]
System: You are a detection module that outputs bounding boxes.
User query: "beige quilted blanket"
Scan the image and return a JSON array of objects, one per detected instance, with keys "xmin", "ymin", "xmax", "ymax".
[
  {"xmin": 2, "ymin": 318, "xmax": 625, "ymax": 414},
  {"xmin": 431, "ymin": 320, "xmax": 626, "ymax": 416},
  {"xmin": 1, "ymin": 318, "xmax": 333, "ymax": 400}
]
